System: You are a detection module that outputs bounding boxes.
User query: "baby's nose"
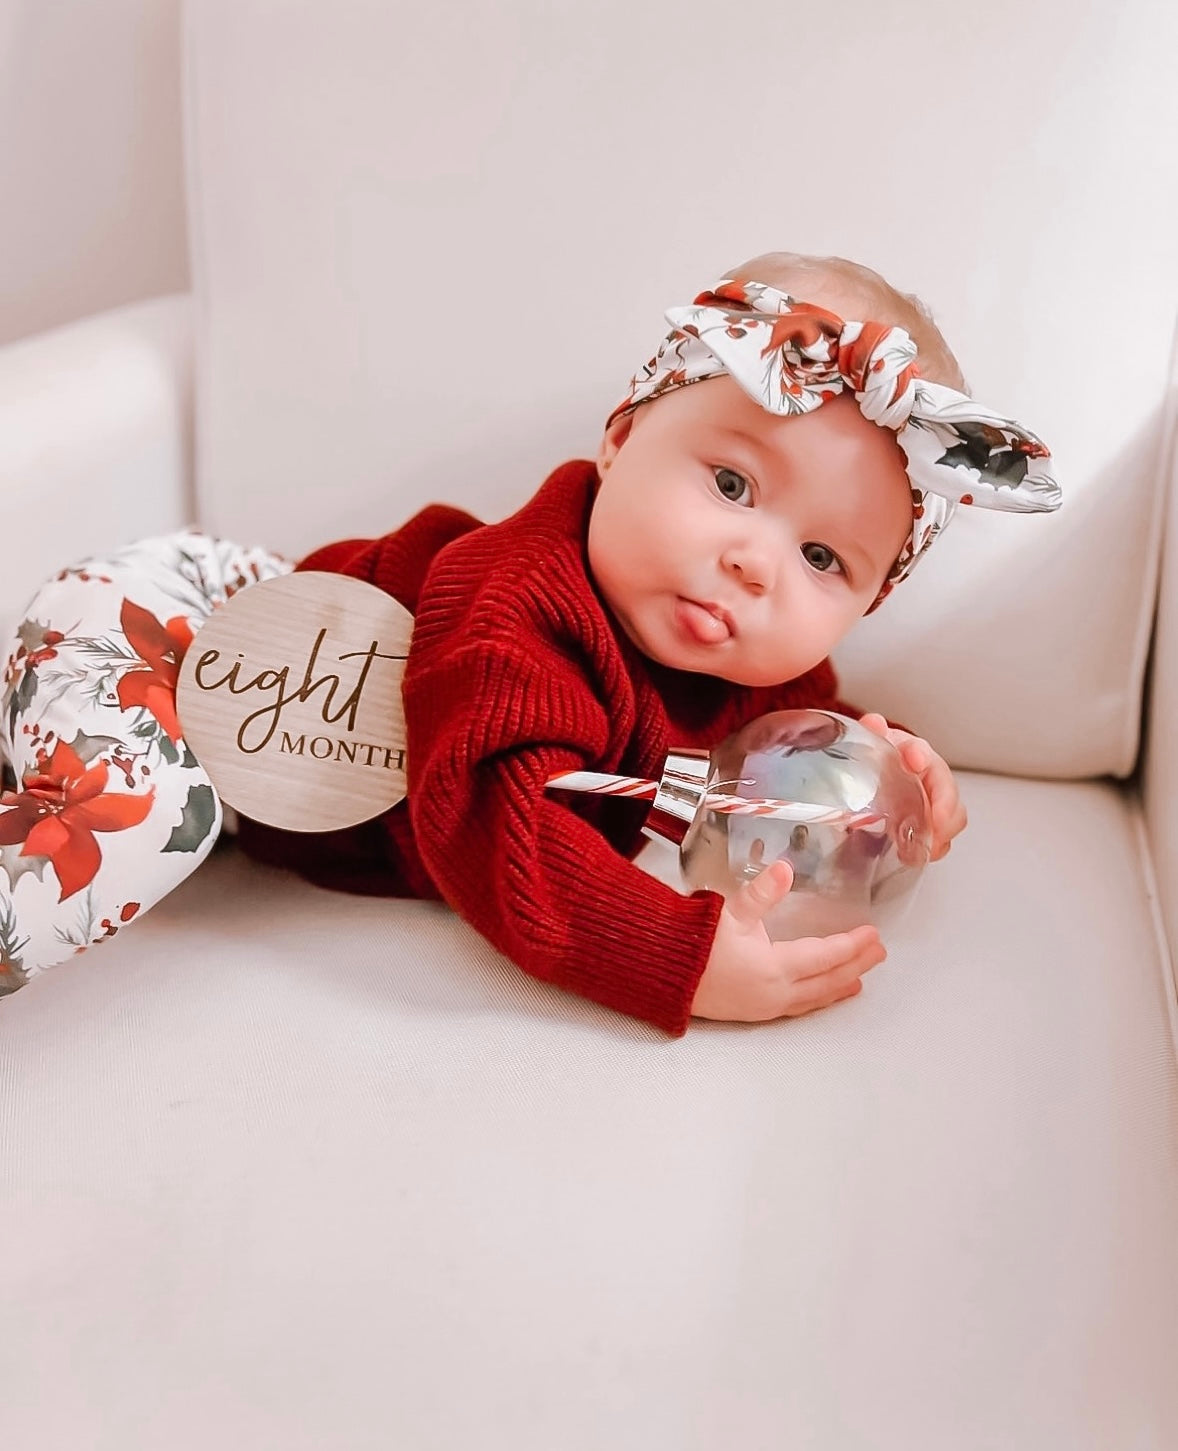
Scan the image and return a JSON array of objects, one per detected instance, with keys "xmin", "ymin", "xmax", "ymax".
[{"xmin": 722, "ymin": 542, "xmax": 774, "ymax": 593}]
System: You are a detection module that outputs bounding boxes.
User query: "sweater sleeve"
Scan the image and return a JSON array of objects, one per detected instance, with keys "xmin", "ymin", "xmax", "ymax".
[{"xmin": 402, "ymin": 637, "xmax": 722, "ymax": 1037}]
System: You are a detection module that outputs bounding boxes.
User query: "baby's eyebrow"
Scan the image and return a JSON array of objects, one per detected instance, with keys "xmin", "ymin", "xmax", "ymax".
[
  {"xmin": 717, "ymin": 423, "xmax": 762, "ymax": 447},
  {"xmin": 715, "ymin": 424, "xmax": 770, "ymax": 462}
]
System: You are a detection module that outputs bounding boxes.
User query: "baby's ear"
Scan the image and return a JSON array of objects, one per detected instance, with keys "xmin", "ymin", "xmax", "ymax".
[{"xmin": 596, "ymin": 409, "xmax": 637, "ymax": 477}]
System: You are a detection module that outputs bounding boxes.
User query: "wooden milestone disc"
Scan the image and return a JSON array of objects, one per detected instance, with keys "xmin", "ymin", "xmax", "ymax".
[{"xmin": 176, "ymin": 571, "xmax": 414, "ymax": 832}]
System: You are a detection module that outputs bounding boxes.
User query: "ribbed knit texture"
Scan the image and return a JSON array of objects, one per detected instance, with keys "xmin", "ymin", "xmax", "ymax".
[{"xmin": 237, "ymin": 461, "xmax": 861, "ymax": 1035}]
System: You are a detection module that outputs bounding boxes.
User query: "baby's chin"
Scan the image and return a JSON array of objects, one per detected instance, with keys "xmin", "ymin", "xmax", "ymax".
[
  {"xmin": 646, "ymin": 637, "xmax": 813, "ymax": 688},
  {"xmin": 710, "ymin": 661, "xmax": 814, "ymax": 688}
]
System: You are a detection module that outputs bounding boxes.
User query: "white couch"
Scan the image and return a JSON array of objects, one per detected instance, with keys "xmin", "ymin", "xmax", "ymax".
[{"xmin": 3, "ymin": 3, "xmax": 1178, "ymax": 1447}]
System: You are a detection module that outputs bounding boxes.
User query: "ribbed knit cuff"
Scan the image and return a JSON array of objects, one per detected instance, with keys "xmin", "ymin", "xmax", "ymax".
[{"xmin": 540, "ymin": 825, "xmax": 723, "ymax": 1037}]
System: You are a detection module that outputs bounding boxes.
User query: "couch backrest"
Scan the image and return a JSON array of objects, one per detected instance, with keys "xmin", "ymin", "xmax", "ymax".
[
  {"xmin": 184, "ymin": 0, "xmax": 1178, "ymax": 779},
  {"xmin": 1145, "ymin": 386, "xmax": 1178, "ymax": 959}
]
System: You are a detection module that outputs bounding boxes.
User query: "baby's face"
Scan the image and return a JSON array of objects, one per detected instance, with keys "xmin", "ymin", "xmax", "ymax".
[{"xmin": 587, "ymin": 377, "xmax": 913, "ymax": 686}]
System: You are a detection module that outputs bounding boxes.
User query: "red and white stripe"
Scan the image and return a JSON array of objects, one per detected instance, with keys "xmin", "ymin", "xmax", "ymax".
[
  {"xmin": 544, "ymin": 770, "xmax": 658, "ymax": 800},
  {"xmin": 545, "ymin": 771, "xmax": 884, "ymax": 828},
  {"xmin": 715, "ymin": 799, "xmax": 884, "ymax": 828}
]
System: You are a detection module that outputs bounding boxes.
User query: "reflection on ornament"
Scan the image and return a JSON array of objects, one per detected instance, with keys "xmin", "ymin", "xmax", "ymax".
[{"xmin": 659, "ymin": 710, "xmax": 932, "ymax": 940}]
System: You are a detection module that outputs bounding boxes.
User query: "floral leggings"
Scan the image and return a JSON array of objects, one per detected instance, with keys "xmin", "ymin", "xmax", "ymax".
[{"xmin": 0, "ymin": 532, "xmax": 289, "ymax": 995}]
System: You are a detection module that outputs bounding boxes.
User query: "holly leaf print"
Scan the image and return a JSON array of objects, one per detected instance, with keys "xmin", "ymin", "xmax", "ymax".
[
  {"xmin": 162, "ymin": 783, "xmax": 219, "ymax": 854},
  {"xmin": 120, "ymin": 711, "xmax": 196, "ymax": 765},
  {"xmin": 15, "ymin": 619, "xmax": 55, "ymax": 654},
  {"xmin": 937, "ymin": 441, "xmax": 1030, "ymax": 489},
  {"xmin": 63, "ymin": 729, "xmax": 131, "ymax": 767},
  {"xmin": 937, "ymin": 421, "xmax": 1032, "ymax": 492},
  {"xmin": 0, "ymin": 840, "xmax": 51, "ymax": 891},
  {"xmin": 937, "ymin": 438, "xmax": 992, "ymax": 473},
  {"xmin": 5, "ymin": 665, "xmax": 37, "ymax": 737},
  {"xmin": 981, "ymin": 451, "xmax": 1029, "ymax": 487}
]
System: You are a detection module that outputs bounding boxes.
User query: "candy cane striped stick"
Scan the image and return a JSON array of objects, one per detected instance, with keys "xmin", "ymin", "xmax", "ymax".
[
  {"xmin": 548, "ymin": 771, "xmax": 658, "ymax": 800},
  {"xmin": 545, "ymin": 770, "xmax": 884, "ymax": 828}
]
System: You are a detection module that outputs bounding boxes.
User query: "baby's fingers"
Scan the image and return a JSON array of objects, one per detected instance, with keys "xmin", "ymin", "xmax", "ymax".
[
  {"xmin": 782, "ymin": 929, "xmax": 887, "ymax": 1014},
  {"xmin": 860, "ymin": 715, "xmax": 932, "ymax": 774},
  {"xmin": 858, "ymin": 712, "xmax": 891, "ymax": 741},
  {"xmin": 723, "ymin": 859, "xmax": 794, "ymax": 930},
  {"xmin": 787, "ymin": 924, "xmax": 885, "ymax": 982},
  {"xmin": 898, "ymin": 736, "xmax": 934, "ymax": 774},
  {"xmin": 913, "ymin": 753, "xmax": 966, "ymax": 858},
  {"xmin": 930, "ymin": 793, "xmax": 968, "ymax": 860},
  {"xmin": 861, "ymin": 716, "xmax": 931, "ymax": 777}
]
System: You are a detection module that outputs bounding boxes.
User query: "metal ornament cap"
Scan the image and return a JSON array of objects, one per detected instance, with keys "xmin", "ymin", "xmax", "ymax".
[{"xmin": 642, "ymin": 747, "xmax": 711, "ymax": 846}]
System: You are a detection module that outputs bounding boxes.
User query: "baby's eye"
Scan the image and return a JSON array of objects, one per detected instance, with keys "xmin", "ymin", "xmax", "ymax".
[
  {"xmin": 801, "ymin": 541, "xmax": 845, "ymax": 575},
  {"xmin": 713, "ymin": 468, "xmax": 752, "ymax": 506}
]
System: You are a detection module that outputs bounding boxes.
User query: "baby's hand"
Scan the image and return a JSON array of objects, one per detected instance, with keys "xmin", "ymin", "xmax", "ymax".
[
  {"xmin": 692, "ymin": 860, "xmax": 885, "ymax": 1023},
  {"xmin": 858, "ymin": 713, "xmax": 967, "ymax": 861}
]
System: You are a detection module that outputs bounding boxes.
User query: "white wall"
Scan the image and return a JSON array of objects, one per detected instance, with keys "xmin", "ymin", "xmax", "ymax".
[{"xmin": 0, "ymin": 0, "xmax": 189, "ymax": 345}]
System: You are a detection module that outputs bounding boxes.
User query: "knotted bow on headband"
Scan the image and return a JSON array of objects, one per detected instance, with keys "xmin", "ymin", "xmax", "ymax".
[{"xmin": 609, "ymin": 279, "xmax": 1061, "ymax": 595}]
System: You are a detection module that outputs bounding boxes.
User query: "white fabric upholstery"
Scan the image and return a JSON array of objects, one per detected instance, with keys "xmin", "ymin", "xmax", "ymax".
[
  {"xmin": 183, "ymin": 0, "xmax": 1178, "ymax": 779},
  {"xmin": 0, "ymin": 295, "xmax": 194, "ymax": 642},
  {"xmin": 3, "ymin": 772, "xmax": 1177, "ymax": 1449},
  {"xmin": 3, "ymin": 4, "xmax": 1178, "ymax": 1445},
  {"xmin": 1145, "ymin": 355, "xmax": 1178, "ymax": 973}
]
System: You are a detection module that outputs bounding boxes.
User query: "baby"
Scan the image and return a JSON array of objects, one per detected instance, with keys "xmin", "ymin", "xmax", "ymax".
[
  {"xmin": 234, "ymin": 250, "xmax": 1060, "ymax": 1034},
  {"xmin": 0, "ymin": 250, "xmax": 1058, "ymax": 1021}
]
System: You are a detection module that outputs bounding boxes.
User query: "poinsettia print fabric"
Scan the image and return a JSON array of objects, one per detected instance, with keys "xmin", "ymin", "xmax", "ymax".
[
  {"xmin": 610, "ymin": 278, "xmax": 1061, "ymax": 600},
  {"xmin": 0, "ymin": 531, "xmax": 290, "ymax": 994}
]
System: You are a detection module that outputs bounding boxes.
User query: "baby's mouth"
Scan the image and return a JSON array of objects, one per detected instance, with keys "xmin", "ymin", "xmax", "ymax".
[{"xmin": 675, "ymin": 598, "xmax": 734, "ymax": 645}]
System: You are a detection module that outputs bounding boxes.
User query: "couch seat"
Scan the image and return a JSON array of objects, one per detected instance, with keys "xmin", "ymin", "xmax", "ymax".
[{"xmin": 3, "ymin": 771, "xmax": 1177, "ymax": 1449}]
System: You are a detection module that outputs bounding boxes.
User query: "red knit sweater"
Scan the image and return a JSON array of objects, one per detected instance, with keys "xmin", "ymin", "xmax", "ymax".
[{"xmin": 237, "ymin": 460, "xmax": 861, "ymax": 1035}]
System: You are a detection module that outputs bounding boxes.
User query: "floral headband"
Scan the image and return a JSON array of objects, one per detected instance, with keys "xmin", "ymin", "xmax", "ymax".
[{"xmin": 609, "ymin": 279, "xmax": 1062, "ymax": 599}]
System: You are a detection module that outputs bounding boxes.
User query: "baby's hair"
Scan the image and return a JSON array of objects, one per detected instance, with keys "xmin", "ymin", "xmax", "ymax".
[{"xmin": 727, "ymin": 251, "xmax": 967, "ymax": 394}]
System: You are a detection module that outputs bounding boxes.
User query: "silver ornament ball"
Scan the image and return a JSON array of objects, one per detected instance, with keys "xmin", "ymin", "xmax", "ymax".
[{"xmin": 672, "ymin": 709, "xmax": 932, "ymax": 940}]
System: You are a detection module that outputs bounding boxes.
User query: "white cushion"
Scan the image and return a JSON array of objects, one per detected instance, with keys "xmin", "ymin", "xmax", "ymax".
[
  {"xmin": 2, "ymin": 770, "xmax": 1177, "ymax": 1448},
  {"xmin": 0, "ymin": 296, "xmax": 193, "ymax": 644},
  {"xmin": 184, "ymin": 0, "xmax": 1178, "ymax": 779},
  {"xmin": 1145, "ymin": 448, "xmax": 1178, "ymax": 962}
]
